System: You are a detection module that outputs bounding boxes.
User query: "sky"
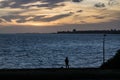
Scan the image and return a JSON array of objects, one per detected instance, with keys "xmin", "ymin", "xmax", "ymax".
[{"xmin": 0, "ymin": 0, "xmax": 120, "ymax": 33}]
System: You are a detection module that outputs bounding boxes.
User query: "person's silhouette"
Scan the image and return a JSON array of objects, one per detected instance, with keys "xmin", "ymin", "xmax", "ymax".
[{"xmin": 65, "ymin": 57, "xmax": 69, "ymax": 68}]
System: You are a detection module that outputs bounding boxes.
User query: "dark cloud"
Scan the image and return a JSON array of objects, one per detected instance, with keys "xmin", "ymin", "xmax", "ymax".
[
  {"xmin": 108, "ymin": 0, "xmax": 119, "ymax": 6},
  {"xmin": 92, "ymin": 15, "xmax": 105, "ymax": 19},
  {"xmin": 72, "ymin": 0, "xmax": 83, "ymax": 2},
  {"xmin": 80, "ymin": 21, "xmax": 86, "ymax": 24},
  {"xmin": 0, "ymin": 15, "xmax": 30, "ymax": 23},
  {"xmin": 0, "ymin": 15, "xmax": 17, "ymax": 22},
  {"xmin": 43, "ymin": 0, "xmax": 64, "ymax": 4},
  {"xmin": 0, "ymin": 0, "xmax": 66, "ymax": 8},
  {"xmin": 35, "ymin": 3, "xmax": 66, "ymax": 9},
  {"xmin": 25, "ymin": 15, "xmax": 45, "ymax": 22},
  {"xmin": 32, "ymin": 13, "xmax": 73, "ymax": 22},
  {"xmin": 77, "ymin": 10, "xmax": 83, "ymax": 13},
  {"xmin": 0, "ymin": 0, "xmax": 36, "ymax": 8},
  {"xmin": 94, "ymin": 2, "xmax": 105, "ymax": 8},
  {"xmin": 0, "ymin": 12, "xmax": 73, "ymax": 23},
  {"xmin": 36, "ymin": 0, "xmax": 66, "ymax": 9},
  {"xmin": 0, "ymin": 19, "xmax": 3, "ymax": 23}
]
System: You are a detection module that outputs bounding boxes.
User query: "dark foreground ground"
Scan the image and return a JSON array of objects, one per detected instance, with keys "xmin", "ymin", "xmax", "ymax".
[{"xmin": 0, "ymin": 68, "xmax": 120, "ymax": 80}]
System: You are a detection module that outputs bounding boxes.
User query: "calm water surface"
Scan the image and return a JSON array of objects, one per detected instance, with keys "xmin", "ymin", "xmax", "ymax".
[{"xmin": 0, "ymin": 34, "xmax": 119, "ymax": 69}]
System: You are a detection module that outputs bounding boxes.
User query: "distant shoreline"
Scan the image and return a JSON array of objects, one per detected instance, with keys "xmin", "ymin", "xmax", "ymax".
[{"xmin": 57, "ymin": 30, "xmax": 120, "ymax": 34}]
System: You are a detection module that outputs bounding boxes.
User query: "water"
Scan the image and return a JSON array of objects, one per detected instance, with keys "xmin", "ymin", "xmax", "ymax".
[{"xmin": 0, "ymin": 34, "xmax": 119, "ymax": 69}]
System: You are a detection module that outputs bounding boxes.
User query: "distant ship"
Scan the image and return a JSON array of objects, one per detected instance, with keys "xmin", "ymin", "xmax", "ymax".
[{"xmin": 57, "ymin": 29, "xmax": 120, "ymax": 34}]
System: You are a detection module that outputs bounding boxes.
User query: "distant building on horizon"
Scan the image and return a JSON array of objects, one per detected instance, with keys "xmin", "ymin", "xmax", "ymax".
[{"xmin": 57, "ymin": 29, "xmax": 120, "ymax": 34}]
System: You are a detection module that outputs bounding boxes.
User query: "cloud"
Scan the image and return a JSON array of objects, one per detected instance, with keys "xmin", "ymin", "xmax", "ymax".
[
  {"xmin": 26, "ymin": 16, "xmax": 43, "ymax": 22},
  {"xmin": 92, "ymin": 15, "xmax": 106, "ymax": 19},
  {"xmin": 0, "ymin": 0, "xmax": 120, "ymax": 33},
  {"xmin": 94, "ymin": 2, "xmax": 105, "ymax": 8},
  {"xmin": 108, "ymin": 0, "xmax": 119, "ymax": 6},
  {"xmin": 0, "ymin": 0, "xmax": 66, "ymax": 8},
  {"xmin": 0, "ymin": 7, "xmax": 24, "ymax": 17},
  {"xmin": 36, "ymin": 13, "xmax": 73, "ymax": 22},
  {"xmin": 0, "ymin": 15, "xmax": 28, "ymax": 23},
  {"xmin": 21, "ymin": 1, "xmax": 47, "ymax": 7},
  {"xmin": 72, "ymin": 0, "xmax": 83, "ymax": 2},
  {"xmin": 0, "ymin": 0, "xmax": 4, "ymax": 3},
  {"xmin": 77, "ymin": 10, "xmax": 83, "ymax": 13},
  {"xmin": 42, "ymin": 0, "xmax": 65, "ymax": 4},
  {"xmin": 0, "ymin": 12, "xmax": 73, "ymax": 24}
]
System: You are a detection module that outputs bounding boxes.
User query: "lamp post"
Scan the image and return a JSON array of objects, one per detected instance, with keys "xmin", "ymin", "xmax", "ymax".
[{"xmin": 103, "ymin": 34, "xmax": 106, "ymax": 64}]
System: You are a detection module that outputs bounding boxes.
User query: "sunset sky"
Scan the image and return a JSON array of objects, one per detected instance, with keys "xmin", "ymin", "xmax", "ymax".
[{"xmin": 0, "ymin": 0, "xmax": 120, "ymax": 33}]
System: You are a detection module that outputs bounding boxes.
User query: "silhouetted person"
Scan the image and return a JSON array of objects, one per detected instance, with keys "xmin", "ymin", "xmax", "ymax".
[{"xmin": 65, "ymin": 57, "xmax": 69, "ymax": 68}]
